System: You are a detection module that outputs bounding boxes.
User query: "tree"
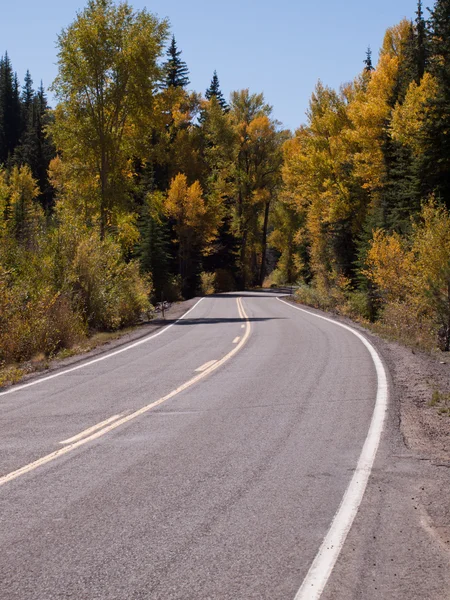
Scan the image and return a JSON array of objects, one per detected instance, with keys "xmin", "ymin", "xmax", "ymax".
[
  {"xmin": 14, "ymin": 79, "xmax": 56, "ymax": 213},
  {"xmin": 21, "ymin": 70, "xmax": 34, "ymax": 127},
  {"xmin": 420, "ymin": 0, "xmax": 450, "ymax": 208},
  {"xmin": 225, "ymin": 90, "xmax": 284, "ymax": 287},
  {"xmin": 205, "ymin": 71, "xmax": 228, "ymax": 110},
  {"xmin": 364, "ymin": 47, "xmax": 374, "ymax": 72},
  {"xmin": 0, "ymin": 53, "xmax": 22, "ymax": 165},
  {"xmin": 50, "ymin": 0, "xmax": 169, "ymax": 238},
  {"xmin": 163, "ymin": 35, "xmax": 190, "ymax": 89},
  {"xmin": 164, "ymin": 173, "xmax": 220, "ymax": 294},
  {"xmin": 416, "ymin": 0, "xmax": 427, "ymax": 81},
  {"xmin": 7, "ymin": 164, "xmax": 43, "ymax": 249}
]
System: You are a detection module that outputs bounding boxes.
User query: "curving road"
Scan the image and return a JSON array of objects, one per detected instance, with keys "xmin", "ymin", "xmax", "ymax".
[{"xmin": 0, "ymin": 291, "xmax": 447, "ymax": 599}]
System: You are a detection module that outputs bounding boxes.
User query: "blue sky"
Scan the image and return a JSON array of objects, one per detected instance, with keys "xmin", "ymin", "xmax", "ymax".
[{"xmin": 2, "ymin": 0, "xmax": 419, "ymax": 131}]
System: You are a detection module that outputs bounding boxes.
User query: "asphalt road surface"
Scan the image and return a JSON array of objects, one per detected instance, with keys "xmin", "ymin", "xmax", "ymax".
[{"xmin": 0, "ymin": 291, "xmax": 448, "ymax": 599}]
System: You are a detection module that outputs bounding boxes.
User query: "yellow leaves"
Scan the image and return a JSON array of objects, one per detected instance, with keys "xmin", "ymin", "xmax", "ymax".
[
  {"xmin": 380, "ymin": 19, "xmax": 412, "ymax": 59},
  {"xmin": 364, "ymin": 229, "xmax": 414, "ymax": 302},
  {"xmin": 164, "ymin": 173, "xmax": 221, "ymax": 260},
  {"xmin": 116, "ymin": 212, "xmax": 140, "ymax": 253},
  {"xmin": 9, "ymin": 165, "xmax": 40, "ymax": 204},
  {"xmin": 247, "ymin": 115, "xmax": 272, "ymax": 143},
  {"xmin": 347, "ymin": 52, "xmax": 399, "ymax": 191},
  {"xmin": 365, "ymin": 200, "xmax": 450, "ymax": 342},
  {"xmin": 410, "ymin": 200, "xmax": 450, "ymax": 296},
  {"xmin": 0, "ymin": 169, "xmax": 9, "ymax": 234},
  {"xmin": 165, "ymin": 173, "xmax": 206, "ymax": 227},
  {"xmin": 391, "ymin": 73, "xmax": 438, "ymax": 154}
]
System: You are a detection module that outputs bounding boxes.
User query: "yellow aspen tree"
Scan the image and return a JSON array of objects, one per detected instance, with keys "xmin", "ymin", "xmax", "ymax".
[
  {"xmin": 165, "ymin": 174, "xmax": 220, "ymax": 287},
  {"xmin": 50, "ymin": 0, "xmax": 168, "ymax": 238},
  {"xmin": 390, "ymin": 73, "xmax": 439, "ymax": 155}
]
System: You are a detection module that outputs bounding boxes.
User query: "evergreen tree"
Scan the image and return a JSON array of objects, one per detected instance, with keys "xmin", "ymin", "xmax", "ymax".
[
  {"xmin": 416, "ymin": 0, "xmax": 427, "ymax": 80},
  {"xmin": 421, "ymin": 0, "xmax": 450, "ymax": 207},
  {"xmin": 21, "ymin": 70, "xmax": 34, "ymax": 129},
  {"xmin": 14, "ymin": 81, "xmax": 55, "ymax": 213},
  {"xmin": 163, "ymin": 36, "xmax": 190, "ymax": 88},
  {"xmin": 0, "ymin": 53, "xmax": 22, "ymax": 165},
  {"xmin": 363, "ymin": 47, "xmax": 374, "ymax": 72},
  {"xmin": 205, "ymin": 71, "xmax": 228, "ymax": 110}
]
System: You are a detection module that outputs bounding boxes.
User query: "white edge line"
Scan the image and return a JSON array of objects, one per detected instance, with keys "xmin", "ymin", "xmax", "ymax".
[
  {"xmin": 276, "ymin": 298, "xmax": 388, "ymax": 600},
  {"xmin": 59, "ymin": 414, "xmax": 123, "ymax": 445},
  {"xmin": 233, "ymin": 337, "xmax": 241, "ymax": 344},
  {"xmin": 0, "ymin": 298, "xmax": 251, "ymax": 488},
  {"xmin": 0, "ymin": 298, "xmax": 205, "ymax": 398}
]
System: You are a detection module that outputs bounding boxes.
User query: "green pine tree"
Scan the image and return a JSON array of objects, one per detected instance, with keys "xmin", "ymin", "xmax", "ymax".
[
  {"xmin": 14, "ymin": 81, "xmax": 55, "ymax": 213},
  {"xmin": 421, "ymin": 0, "xmax": 450, "ymax": 208},
  {"xmin": 163, "ymin": 36, "xmax": 190, "ymax": 88},
  {"xmin": 205, "ymin": 71, "xmax": 228, "ymax": 110},
  {"xmin": 363, "ymin": 47, "xmax": 374, "ymax": 72},
  {"xmin": 0, "ymin": 53, "xmax": 22, "ymax": 165},
  {"xmin": 416, "ymin": 0, "xmax": 427, "ymax": 80}
]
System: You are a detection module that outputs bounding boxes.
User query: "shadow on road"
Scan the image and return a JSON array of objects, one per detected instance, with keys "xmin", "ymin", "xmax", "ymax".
[{"xmin": 154, "ymin": 316, "xmax": 284, "ymax": 326}]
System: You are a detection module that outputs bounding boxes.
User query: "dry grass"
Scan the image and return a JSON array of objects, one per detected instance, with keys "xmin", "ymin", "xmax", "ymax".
[{"xmin": 0, "ymin": 325, "xmax": 143, "ymax": 390}]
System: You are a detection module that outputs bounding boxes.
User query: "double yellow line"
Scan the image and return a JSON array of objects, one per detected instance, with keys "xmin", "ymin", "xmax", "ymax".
[{"xmin": 0, "ymin": 298, "xmax": 251, "ymax": 488}]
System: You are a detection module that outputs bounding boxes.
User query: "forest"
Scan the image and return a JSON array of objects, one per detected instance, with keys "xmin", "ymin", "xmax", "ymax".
[{"xmin": 1, "ymin": 0, "xmax": 450, "ymax": 382}]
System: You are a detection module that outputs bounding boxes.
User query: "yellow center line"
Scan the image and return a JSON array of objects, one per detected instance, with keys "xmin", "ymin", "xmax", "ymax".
[
  {"xmin": 195, "ymin": 360, "xmax": 217, "ymax": 372},
  {"xmin": 59, "ymin": 414, "xmax": 123, "ymax": 445},
  {"xmin": 0, "ymin": 297, "xmax": 251, "ymax": 489}
]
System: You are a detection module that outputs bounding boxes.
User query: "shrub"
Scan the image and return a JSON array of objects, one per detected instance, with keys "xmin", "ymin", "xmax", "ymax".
[
  {"xmin": 199, "ymin": 271, "xmax": 216, "ymax": 295},
  {"xmin": 72, "ymin": 233, "xmax": 151, "ymax": 330}
]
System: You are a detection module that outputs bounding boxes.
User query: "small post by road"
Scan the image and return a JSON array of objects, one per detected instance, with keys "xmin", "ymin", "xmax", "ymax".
[{"xmin": 161, "ymin": 292, "xmax": 165, "ymax": 320}]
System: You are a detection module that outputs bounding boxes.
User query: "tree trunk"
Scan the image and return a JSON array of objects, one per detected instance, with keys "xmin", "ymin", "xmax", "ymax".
[
  {"xmin": 259, "ymin": 199, "xmax": 270, "ymax": 286},
  {"xmin": 100, "ymin": 147, "xmax": 107, "ymax": 240}
]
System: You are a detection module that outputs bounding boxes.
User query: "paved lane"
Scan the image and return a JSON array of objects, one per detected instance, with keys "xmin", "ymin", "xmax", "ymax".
[{"xmin": 0, "ymin": 292, "xmax": 381, "ymax": 599}]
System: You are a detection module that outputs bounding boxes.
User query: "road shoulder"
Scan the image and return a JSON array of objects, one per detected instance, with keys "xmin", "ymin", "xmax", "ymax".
[{"xmin": 281, "ymin": 296, "xmax": 450, "ymax": 599}]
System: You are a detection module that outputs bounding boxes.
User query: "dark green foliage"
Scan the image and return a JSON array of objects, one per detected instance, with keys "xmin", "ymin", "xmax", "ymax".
[
  {"xmin": 421, "ymin": 0, "xmax": 450, "ymax": 208},
  {"xmin": 138, "ymin": 208, "xmax": 171, "ymax": 299},
  {"xmin": 382, "ymin": 136, "xmax": 422, "ymax": 233},
  {"xmin": 364, "ymin": 47, "xmax": 374, "ymax": 72},
  {"xmin": 134, "ymin": 163, "xmax": 172, "ymax": 299},
  {"xmin": 202, "ymin": 210, "xmax": 239, "ymax": 276},
  {"xmin": 0, "ymin": 53, "xmax": 22, "ymax": 165},
  {"xmin": 205, "ymin": 71, "xmax": 228, "ymax": 110},
  {"xmin": 163, "ymin": 36, "xmax": 190, "ymax": 89},
  {"xmin": 416, "ymin": 0, "xmax": 427, "ymax": 80},
  {"xmin": 14, "ymin": 81, "xmax": 56, "ymax": 213}
]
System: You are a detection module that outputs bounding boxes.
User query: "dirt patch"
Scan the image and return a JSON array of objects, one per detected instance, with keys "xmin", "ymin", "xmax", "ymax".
[{"xmin": 379, "ymin": 340, "xmax": 450, "ymax": 463}]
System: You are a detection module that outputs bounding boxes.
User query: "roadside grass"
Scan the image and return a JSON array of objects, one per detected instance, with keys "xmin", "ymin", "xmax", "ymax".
[
  {"xmin": 287, "ymin": 285, "xmax": 440, "ymax": 355},
  {"xmin": 429, "ymin": 389, "xmax": 450, "ymax": 416},
  {"xmin": 0, "ymin": 325, "xmax": 147, "ymax": 391}
]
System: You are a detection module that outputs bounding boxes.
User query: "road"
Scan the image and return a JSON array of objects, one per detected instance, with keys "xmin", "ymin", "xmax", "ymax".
[{"xmin": 0, "ymin": 291, "xmax": 448, "ymax": 599}]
